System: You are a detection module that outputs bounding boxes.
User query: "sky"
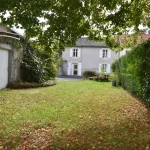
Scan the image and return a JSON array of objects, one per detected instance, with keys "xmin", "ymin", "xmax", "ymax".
[{"xmin": 12, "ymin": 27, "xmax": 24, "ymax": 36}]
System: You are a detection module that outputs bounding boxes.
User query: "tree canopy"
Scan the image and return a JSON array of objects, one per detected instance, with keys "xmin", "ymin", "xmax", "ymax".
[{"xmin": 0, "ymin": 0, "xmax": 150, "ymax": 51}]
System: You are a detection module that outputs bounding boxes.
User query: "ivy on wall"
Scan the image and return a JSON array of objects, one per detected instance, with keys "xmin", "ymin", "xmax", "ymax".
[{"xmin": 0, "ymin": 36, "xmax": 57, "ymax": 83}]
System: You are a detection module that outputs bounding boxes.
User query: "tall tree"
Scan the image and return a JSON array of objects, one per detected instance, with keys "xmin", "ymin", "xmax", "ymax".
[{"xmin": 0, "ymin": 0, "xmax": 149, "ymax": 51}]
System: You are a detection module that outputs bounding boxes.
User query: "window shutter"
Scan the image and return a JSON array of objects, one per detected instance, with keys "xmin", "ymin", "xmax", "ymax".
[
  {"xmin": 71, "ymin": 64, "xmax": 74, "ymax": 75},
  {"xmin": 120, "ymin": 51, "xmax": 123, "ymax": 57},
  {"xmin": 107, "ymin": 64, "xmax": 110, "ymax": 73},
  {"xmin": 108, "ymin": 50, "xmax": 111, "ymax": 58},
  {"xmin": 99, "ymin": 49, "xmax": 102, "ymax": 58},
  {"xmin": 99, "ymin": 64, "xmax": 102, "ymax": 73},
  {"xmin": 123, "ymin": 49, "xmax": 126, "ymax": 55},
  {"xmin": 78, "ymin": 63, "xmax": 82, "ymax": 76},
  {"xmin": 67, "ymin": 62, "xmax": 71, "ymax": 75},
  {"xmin": 70, "ymin": 48, "xmax": 73, "ymax": 57},
  {"xmin": 78, "ymin": 49, "xmax": 81, "ymax": 57}
]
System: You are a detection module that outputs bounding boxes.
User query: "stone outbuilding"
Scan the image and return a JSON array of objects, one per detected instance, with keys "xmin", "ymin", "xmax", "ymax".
[{"xmin": 0, "ymin": 24, "xmax": 23, "ymax": 89}]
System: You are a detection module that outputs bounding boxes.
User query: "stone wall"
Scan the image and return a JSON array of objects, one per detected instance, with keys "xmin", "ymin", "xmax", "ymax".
[{"xmin": 10, "ymin": 47, "xmax": 23, "ymax": 82}]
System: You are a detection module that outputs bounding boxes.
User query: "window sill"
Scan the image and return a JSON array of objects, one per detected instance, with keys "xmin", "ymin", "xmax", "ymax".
[
  {"xmin": 71, "ymin": 57, "xmax": 80, "ymax": 58},
  {"xmin": 100, "ymin": 57, "xmax": 109, "ymax": 59}
]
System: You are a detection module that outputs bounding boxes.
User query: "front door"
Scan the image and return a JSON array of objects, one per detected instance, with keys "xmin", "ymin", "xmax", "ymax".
[{"xmin": 73, "ymin": 64, "xmax": 78, "ymax": 75}]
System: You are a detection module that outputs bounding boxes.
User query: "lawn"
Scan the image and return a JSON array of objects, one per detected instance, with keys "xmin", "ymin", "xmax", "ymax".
[{"xmin": 0, "ymin": 80, "xmax": 150, "ymax": 150}]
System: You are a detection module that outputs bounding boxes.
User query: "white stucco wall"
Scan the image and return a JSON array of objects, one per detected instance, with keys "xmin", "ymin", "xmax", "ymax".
[
  {"xmin": 62, "ymin": 46, "xmax": 118, "ymax": 76},
  {"xmin": 118, "ymin": 48, "xmax": 131, "ymax": 57}
]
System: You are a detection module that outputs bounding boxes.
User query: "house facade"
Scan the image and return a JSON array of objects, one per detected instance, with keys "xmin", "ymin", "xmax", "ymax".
[
  {"xmin": 0, "ymin": 24, "xmax": 23, "ymax": 89},
  {"xmin": 62, "ymin": 37, "xmax": 118, "ymax": 76}
]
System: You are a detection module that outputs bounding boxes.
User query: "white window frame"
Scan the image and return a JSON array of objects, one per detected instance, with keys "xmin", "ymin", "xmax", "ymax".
[
  {"xmin": 73, "ymin": 48, "xmax": 78, "ymax": 57},
  {"xmin": 102, "ymin": 64, "xmax": 107, "ymax": 72},
  {"xmin": 70, "ymin": 48, "xmax": 81, "ymax": 57},
  {"xmin": 99, "ymin": 48, "xmax": 111, "ymax": 58},
  {"xmin": 102, "ymin": 49, "xmax": 108, "ymax": 58},
  {"xmin": 99, "ymin": 64, "xmax": 110, "ymax": 74},
  {"xmin": 70, "ymin": 63, "xmax": 82, "ymax": 76}
]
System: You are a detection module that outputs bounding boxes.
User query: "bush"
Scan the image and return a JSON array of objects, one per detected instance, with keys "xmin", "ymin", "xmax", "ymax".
[
  {"xmin": 89, "ymin": 75, "xmax": 109, "ymax": 82},
  {"xmin": 82, "ymin": 70, "xmax": 98, "ymax": 79},
  {"xmin": 109, "ymin": 72, "xmax": 119, "ymax": 82},
  {"xmin": 21, "ymin": 43, "xmax": 57, "ymax": 83}
]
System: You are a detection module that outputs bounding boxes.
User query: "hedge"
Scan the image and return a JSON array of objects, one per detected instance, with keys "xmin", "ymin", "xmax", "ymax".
[{"xmin": 112, "ymin": 39, "xmax": 150, "ymax": 104}]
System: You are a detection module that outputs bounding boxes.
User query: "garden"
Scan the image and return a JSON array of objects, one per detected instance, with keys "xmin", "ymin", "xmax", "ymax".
[{"xmin": 0, "ymin": 80, "xmax": 150, "ymax": 149}]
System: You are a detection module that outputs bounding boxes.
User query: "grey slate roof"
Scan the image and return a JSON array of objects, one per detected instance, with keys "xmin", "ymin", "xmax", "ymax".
[{"xmin": 76, "ymin": 37, "xmax": 107, "ymax": 47}]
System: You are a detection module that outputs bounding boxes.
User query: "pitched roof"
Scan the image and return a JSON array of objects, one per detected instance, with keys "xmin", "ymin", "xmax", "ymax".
[
  {"xmin": 76, "ymin": 37, "xmax": 107, "ymax": 47},
  {"xmin": 0, "ymin": 24, "xmax": 23, "ymax": 40},
  {"xmin": 119, "ymin": 34, "xmax": 150, "ymax": 45}
]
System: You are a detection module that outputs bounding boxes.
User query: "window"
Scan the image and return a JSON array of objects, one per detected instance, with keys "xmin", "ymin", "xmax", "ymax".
[
  {"xmin": 73, "ymin": 64, "xmax": 78, "ymax": 75},
  {"xmin": 99, "ymin": 64, "xmax": 110, "ymax": 74},
  {"xmin": 100, "ymin": 49, "xmax": 111, "ymax": 58},
  {"xmin": 102, "ymin": 49, "xmax": 108, "ymax": 58},
  {"xmin": 73, "ymin": 48, "xmax": 78, "ymax": 57},
  {"xmin": 70, "ymin": 48, "xmax": 80, "ymax": 57},
  {"xmin": 102, "ymin": 64, "xmax": 107, "ymax": 72}
]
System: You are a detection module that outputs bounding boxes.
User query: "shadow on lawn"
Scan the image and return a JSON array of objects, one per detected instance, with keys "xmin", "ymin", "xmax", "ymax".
[
  {"xmin": 51, "ymin": 120, "xmax": 150, "ymax": 150},
  {"xmin": 3, "ymin": 118, "xmax": 150, "ymax": 150}
]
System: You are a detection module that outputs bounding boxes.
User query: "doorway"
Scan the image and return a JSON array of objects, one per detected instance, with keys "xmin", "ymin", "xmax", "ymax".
[{"xmin": 73, "ymin": 64, "xmax": 78, "ymax": 75}]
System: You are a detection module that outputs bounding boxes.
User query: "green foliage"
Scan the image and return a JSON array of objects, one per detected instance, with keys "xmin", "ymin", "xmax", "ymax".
[
  {"xmin": 112, "ymin": 39, "xmax": 150, "ymax": 104},
  {"xmin": 38, "ymin": 51, "xmax": 58, "ymax": 80},
  {"xmin": 89, "ymin": 75, "xmax": 109, "ymax": 82},
  {"xmin": 135, "ymin": 39, "xmax": 150, "ymax": 103},
  {"xmin": 0, "ymin": 0, "xmax": 149, "ymax": 51},
  {"xmin": 82, "ymin": 70, "xmax": 98, "ymax": 79},
  {"xmin": 21, "ymin": 43, "xmax": 45, "ymax": 83},
  {"xmin": 21, "ymin": 43, "xmax": 57, "ymax": 83},
  {"xmin": 111, "ymin": 59, "xmax": 118, "ymax": 73},
  {"xmin": 109, "ymin": 72, "xmax": 119, "ymax": 82},
  {"xmin": 99, "ymin": 66, "xmax": 106, "ymax": 77}
]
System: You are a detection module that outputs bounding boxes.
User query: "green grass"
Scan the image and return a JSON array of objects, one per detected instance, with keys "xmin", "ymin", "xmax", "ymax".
[{"xmin": 0, "ymin": 80, "xmax": 150, "ymax": 149}]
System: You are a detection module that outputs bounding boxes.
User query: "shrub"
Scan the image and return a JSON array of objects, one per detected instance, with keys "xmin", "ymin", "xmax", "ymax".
[
  {"xmin": 89, "ymin": 75, "xmax": 109, "ymax": 82},
  {"xmin": 111, "ymin": 59, "xmax": 119, "ymax": 73},
  {"xmin": 109, "ymin": 72, "xmax": 119, "ymax": 82},
  {"xmin": 82, "ymin": 70, "xmax": 98, "ymax": 79},
  {"xmin": 21, "ymin": 43, "xmax": 57, "ymax": 83}
]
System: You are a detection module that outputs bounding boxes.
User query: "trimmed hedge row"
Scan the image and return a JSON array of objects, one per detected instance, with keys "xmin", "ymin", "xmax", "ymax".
[{"xmin": 112, "ymin": 39, "xmax": 150, "ymax": 104}]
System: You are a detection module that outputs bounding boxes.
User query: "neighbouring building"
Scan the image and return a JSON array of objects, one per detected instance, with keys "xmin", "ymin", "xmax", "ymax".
[
  {"xmin": 117, "ymin": 34, "xmax": 150, "ymax": 57},
  {"xmin": 62, "ymin": 37, "xmax": 118, "ymax": 76}
]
